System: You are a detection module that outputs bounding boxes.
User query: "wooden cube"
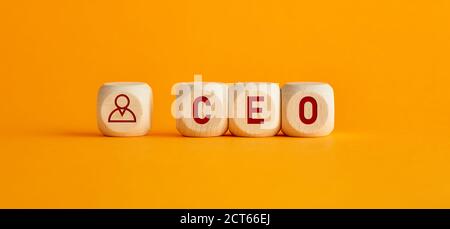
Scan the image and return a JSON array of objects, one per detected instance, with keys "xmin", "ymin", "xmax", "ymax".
[
  {"xmin": 172, "ymin": 82, "xmax": 228, "ymax": 137},
  {"xmin": 229, "ymin": 82, "xmax": 281, "ymax": 137},
  {"xmin": 97, "ymin": 82, "xmax": 152, "ymax": 136},
  {"xmin": 281, "ymin": 82, "xmax": 334, "ymax": 137}
]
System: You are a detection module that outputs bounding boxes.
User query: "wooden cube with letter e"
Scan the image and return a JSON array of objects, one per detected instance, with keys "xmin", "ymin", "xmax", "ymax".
[{"xmin": 229, "ymin": 82, "xmax": 281, "ymax": 137}]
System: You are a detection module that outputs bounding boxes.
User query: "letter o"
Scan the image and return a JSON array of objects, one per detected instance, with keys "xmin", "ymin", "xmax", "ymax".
[{"xmin": 299, "ymin": 96, "xmax": 317, "ymax": 125}]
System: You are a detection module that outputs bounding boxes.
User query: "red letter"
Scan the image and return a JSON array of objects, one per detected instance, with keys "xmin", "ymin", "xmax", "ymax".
[
  {"xmin": 247, "ymin": 96, "xmax": 264, "ymax": 124},
  {"xmin": 193, "ymin": 96, "xmax": 211, "ymax": 124},
  {"xmin": 299, "ymin": 96, "xmax": 317, "ymax": 124}
]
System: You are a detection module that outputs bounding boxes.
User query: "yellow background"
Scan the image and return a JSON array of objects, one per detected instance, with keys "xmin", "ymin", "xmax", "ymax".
[{"xmin": 1, "ymin": 0, "xmax": 450, "ymax": 208}]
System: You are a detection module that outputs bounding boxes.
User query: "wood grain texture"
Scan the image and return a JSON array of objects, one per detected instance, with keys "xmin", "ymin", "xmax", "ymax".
[
  {"xmin": 97, "ymin": 82, "xmax": 152, "ymax": 136},
  {"xmin": 281, "ymin": 82, "xmax": 334, "ymax": 137},
  {"xmin": 229, "ymin": 82, "xmax": 280, "ymax": 137},
  {"xmin": 174, "ymin": 82, "xmax": 228, "ymax": 137}
]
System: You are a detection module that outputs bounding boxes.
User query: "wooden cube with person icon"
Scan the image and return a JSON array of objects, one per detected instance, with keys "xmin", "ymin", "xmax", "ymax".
[{"xmin": 97, "ymin": 82, "xmax": 153, "ymax": 136}]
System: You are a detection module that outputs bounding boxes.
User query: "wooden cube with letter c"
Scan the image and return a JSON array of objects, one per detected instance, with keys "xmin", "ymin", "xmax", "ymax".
[
  {"xmin": 281, "ymin": 82, "xmax": 334, "ymax": 137},
  {"xmin": 172, "ymin": 82, "xmax": 228, "ymax": 137},
  {"xmin": 228, "ymin": 82, "xmax": 281, "ymax": 137}
]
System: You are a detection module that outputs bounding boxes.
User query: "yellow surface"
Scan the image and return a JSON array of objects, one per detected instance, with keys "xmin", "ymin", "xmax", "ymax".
[{"xmin": 1, "ymin": 0, "xmax": 450, "ymax": 208}]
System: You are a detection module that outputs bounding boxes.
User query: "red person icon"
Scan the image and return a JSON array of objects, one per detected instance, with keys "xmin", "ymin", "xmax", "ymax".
[{"xmin": 108, "ymin": 94, "xmax": 137, "ymax": 123}]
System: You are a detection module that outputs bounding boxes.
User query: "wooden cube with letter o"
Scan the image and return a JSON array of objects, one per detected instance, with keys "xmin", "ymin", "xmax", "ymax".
[{"xmin": 281, "ymin": 82, "xmax": 334, "ymax": 137}]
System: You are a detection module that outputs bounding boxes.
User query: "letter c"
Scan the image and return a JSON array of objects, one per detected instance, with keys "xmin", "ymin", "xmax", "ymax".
[{"xmin": 193, "ymin": 96, "xmax": 211, "ymax": 124}]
